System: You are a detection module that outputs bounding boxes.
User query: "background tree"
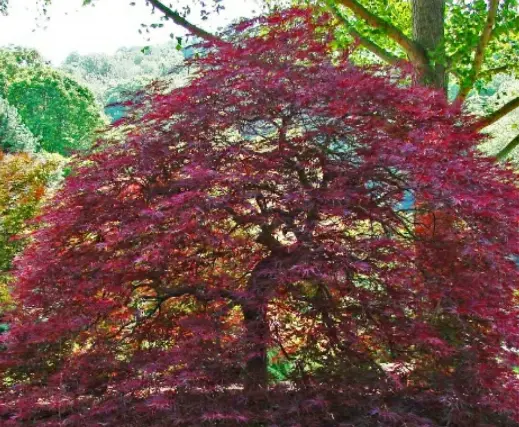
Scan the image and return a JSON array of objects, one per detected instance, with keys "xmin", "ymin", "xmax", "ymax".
[
  {"xmin": 61, "ymin": 43, "xmax": 187, "ymax": 122},
  {"xmin": 2, "ymin": 10, "xmax": 519, "ymax": 426},
  {"xmin": 0, "ymin": 47, "xmax": 85, "ymax": 331},
  {"xmin": 0, "ymin": 97, "xmax": 40, "ymax": 153},
  {"xmin": 0, "ymin": 47, "xmax": 104, "ymax": 155}
]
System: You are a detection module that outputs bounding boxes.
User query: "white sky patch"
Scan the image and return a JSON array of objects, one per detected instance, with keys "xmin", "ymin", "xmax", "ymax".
[{"xmin": 0, "ymin": 0, "xmax": 260, "ymax": 64}]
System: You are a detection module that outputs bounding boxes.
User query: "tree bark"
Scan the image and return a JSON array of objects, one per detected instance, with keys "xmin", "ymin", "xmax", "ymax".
[
  {"xmin": 242, "ymin": 257, "xmax": 272, "ymax": 393},
  {"xmin": 411, "ymin": 0, "xmax": 446, "ymax": 91}
]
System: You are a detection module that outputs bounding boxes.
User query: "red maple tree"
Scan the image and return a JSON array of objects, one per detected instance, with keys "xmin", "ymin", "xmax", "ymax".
[{"xmin": 2, "ymin": 9, "xmax": 519, "ymax": 426}]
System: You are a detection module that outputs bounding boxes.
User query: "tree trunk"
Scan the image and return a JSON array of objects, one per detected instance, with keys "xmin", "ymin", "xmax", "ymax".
[
  {"xmin": 411, "ymin": 0, "xmax": 446, "ymax": 91},
  {"xmin": 242, "ymin": 257, "xmax": 272, "ymax": 393}
]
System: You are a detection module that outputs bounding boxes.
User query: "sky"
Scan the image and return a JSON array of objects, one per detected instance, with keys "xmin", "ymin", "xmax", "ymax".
[{"xmin": 0, "ymin": 0, "xmax": 259, "ymax": 64}]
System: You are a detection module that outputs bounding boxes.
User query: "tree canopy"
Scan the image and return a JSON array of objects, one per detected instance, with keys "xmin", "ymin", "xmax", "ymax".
[
  {"xmin": 2, "ymin": 10, "xmax": 519, "ymax": 426},
  {"xmin": 0, "ymin": 47, "xmax": 104, "ymax": 155}
]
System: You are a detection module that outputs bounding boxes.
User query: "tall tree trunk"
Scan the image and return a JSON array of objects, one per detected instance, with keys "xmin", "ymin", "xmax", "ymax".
[{"xmin": 411, "ymin": 0, "xmax": 447, "ymax": 91}]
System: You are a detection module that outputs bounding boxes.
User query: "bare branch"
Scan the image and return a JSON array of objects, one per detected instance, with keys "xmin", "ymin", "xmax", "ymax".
[
  {"xmin": 456, "ymin": 0, "xmax": 500, "ymax": 102},
  {"xmin": 474, "ymin": 96, "xmax": 519, "ymax": 131},
  {"xmin": 146, "ymin": 0, "xmax": 225, "ymax": 44}
]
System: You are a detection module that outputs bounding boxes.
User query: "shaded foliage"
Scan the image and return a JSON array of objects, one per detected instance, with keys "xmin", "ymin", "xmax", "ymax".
[{"xmin": 1, "ymin": 8, "xmax": 519, "ymax": 427}]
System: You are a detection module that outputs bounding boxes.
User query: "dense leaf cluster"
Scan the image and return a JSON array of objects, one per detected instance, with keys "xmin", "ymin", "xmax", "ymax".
[{"xmin": 1, "ymin": 9, "xmax": 519, "ymax": 427}]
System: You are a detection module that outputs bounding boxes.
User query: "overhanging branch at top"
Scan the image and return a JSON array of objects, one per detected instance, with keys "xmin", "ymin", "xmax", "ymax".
[{"xmin": 146, "ymin": 0, "xmax": 225, "ymax": 44}]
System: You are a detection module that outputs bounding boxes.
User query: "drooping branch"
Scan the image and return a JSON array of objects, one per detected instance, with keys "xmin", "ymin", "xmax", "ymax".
[
  {"xmin": 146, "ymin": 0, "xmax": 225, "ymax": 44},
  {"xmin": 328, "ymin": 2, "xmax": 404, "ymax": 66},
  {"xmin": 474, "ymin": 96, "xmax": 519, "ymax": 131},
  {"xmin": 497, "ymin": 133, "xmax": 519, "ymax": 160},
  {"xmin": 334, "ymin": 0, "xmax": 426, "ymax": 66},
  {"xmin": 456, "ymin": 0, "xmax": 500, "ymax": 102}
]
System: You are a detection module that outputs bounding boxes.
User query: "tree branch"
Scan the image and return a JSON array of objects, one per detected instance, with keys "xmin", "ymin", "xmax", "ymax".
[
  {"xmin": 328, "ymin": 2, "xmax": 404, "ymax": 65},
  {"xmin": 456, "ymin": 0, "xmax": 500, "ymax": 102},
  {"xmin": 479, "ymin": 64, "xmax": 510, "ymax": 79},
  {"xmin": 474, "ymin": 96, "xmax": 519, "ymax": 131},
  {"xmin": 472, "ymin": 0, "xmax": 499, "ymax": 76},
  {"xmin": 350, "ymin": 28, "xmax": 402, "ymax": 65},
  {"xmin": 334, "ymin": 0, "xmax": 426, "ymax": 65},
  {"xmin": 155, "ymin": 284, "xmax": 244, "ymax": 304},
  {"xmin": 497, "ymin": 133, "xmax": 519, "ymax": 160},
  {"xmin": 146, "ymin": 0, "xmax": 225, "ymax": 44}
]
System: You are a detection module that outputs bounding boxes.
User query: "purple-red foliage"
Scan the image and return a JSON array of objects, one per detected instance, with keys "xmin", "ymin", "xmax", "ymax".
[{"xmin": 1, "ymin": 8, "xmax": 519, "ymax": 426}]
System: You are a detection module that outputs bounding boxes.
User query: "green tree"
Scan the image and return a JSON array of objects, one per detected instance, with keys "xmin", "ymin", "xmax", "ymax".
[{"xmin": 0, "ymin": 47, "xmax": 104, "ymax": 155}]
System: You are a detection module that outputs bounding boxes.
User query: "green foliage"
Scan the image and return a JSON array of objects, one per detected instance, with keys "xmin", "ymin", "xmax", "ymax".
[
  {"xmin": 0, "ymin": 47, "xmax": 45, "ymax": 98},
  {"xmin": 0, "ymin": 47, "xmax": 104, "ymax": 155},
  {"xmin": 6, "ymin": 71, "xmax": 103, "ymax": 154},
  {"xmin": 445, "ymin": 0, "xmax": 519, "ymax": 87},
  {"xmin": 331, "ymin": 0, "xmax": 411, "ymax": 64},
  {"xmin": 0, "ymin": 97, "xmax": 39, "ymax": 153},
  {"xmin": 329, "ymin": 0, "xmax": 519, "ymax": 90},
  {"xmin": 267, "ymin": 349, "xmax": 296, "ymax": 382}
]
